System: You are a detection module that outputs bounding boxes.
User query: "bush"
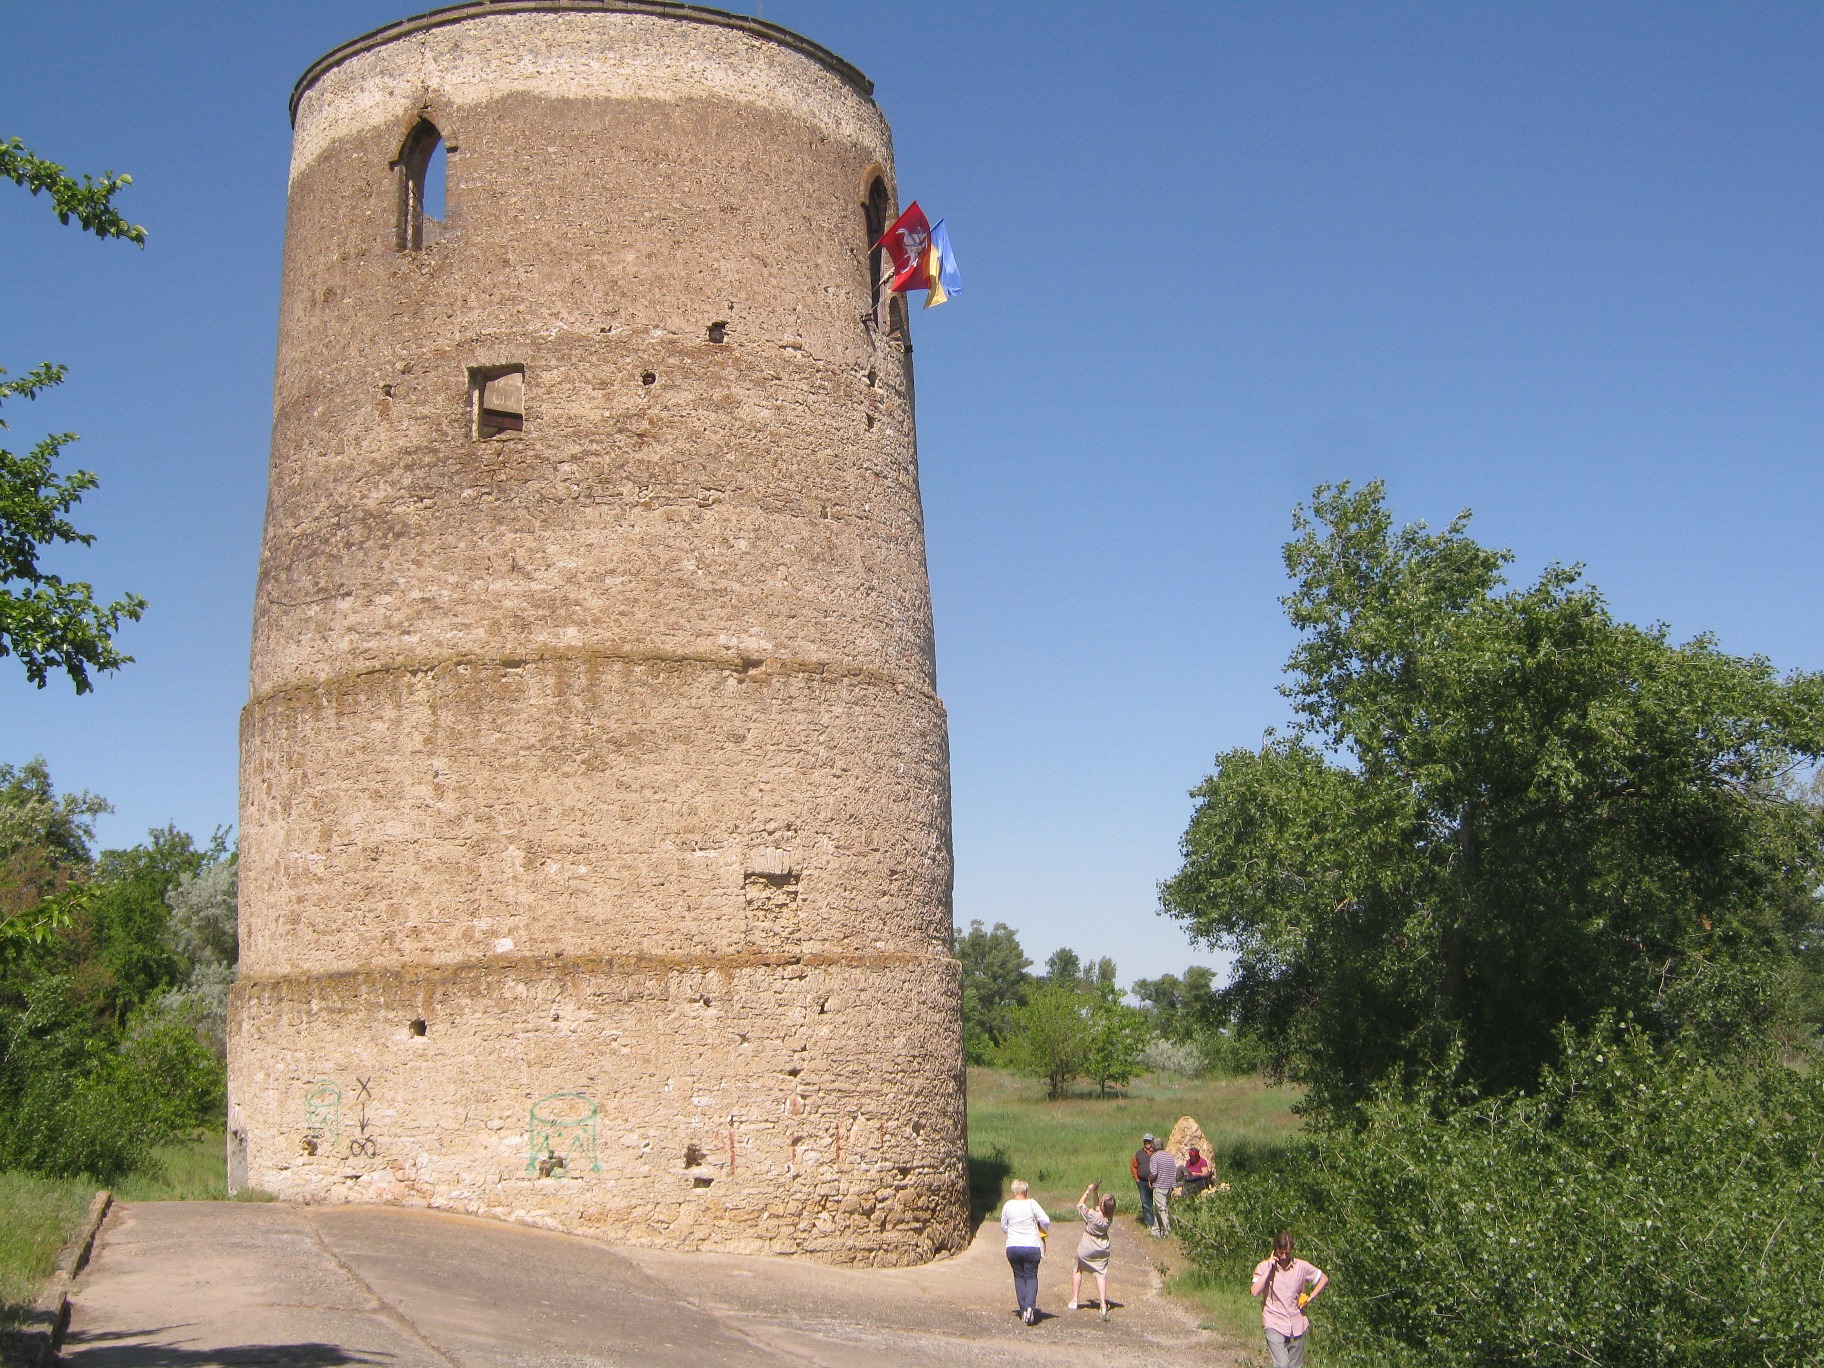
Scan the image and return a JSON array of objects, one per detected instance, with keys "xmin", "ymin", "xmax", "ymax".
[
  {"xmin": 1176, "ymin": 1025, "xmax": 1824, "ymax": 1366},
  {"xmin": 1141, "ymin": 1036, "xmax": 1206, "ymax": 1078},
  {"xmin": 0, "ymin": 978, "xmax": 223, "ymax": 1181}
]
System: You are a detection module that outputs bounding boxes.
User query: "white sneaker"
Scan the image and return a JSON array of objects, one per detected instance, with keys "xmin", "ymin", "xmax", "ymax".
[{"xmin": 1066, "ymin": 1301, "xmax": 1078, "ymax": 1311}]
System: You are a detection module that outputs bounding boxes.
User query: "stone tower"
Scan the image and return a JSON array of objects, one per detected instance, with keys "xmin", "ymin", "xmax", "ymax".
[{"xmin": 227, "ymin": 0, "xmax": 968, "ymax": 1265}]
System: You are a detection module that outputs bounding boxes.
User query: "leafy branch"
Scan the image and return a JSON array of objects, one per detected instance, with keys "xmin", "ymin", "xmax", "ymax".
[{"xmin": 0, "ymin": 136, "xmax": 147, "ymax": 244}]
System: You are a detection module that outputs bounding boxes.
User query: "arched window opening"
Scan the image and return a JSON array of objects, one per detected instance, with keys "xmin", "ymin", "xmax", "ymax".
[
  {"xmin": 864, "ymin": 177, "xmax": 890, "ymax": 321},
  {"xmin": 423, "ymin": 140, "xmax": 447, "ymax": 223},
  {"xmin": 397, "ymin": 120, "xmax": 447, "ymax": 251}
]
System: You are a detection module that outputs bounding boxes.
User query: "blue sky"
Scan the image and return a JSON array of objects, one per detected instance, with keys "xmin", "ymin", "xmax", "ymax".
[{"xmin": 2, "ymin": 2, "xmax": 1819, "ymax": 985}]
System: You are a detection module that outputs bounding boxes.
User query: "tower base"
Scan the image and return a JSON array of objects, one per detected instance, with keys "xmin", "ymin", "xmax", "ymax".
[{"xmin": 225, "ymin": 953, "xmax": 970, "ymax": 1265}]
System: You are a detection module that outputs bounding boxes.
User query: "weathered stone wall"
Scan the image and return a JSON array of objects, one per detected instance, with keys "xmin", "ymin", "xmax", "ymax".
[{"xmin": 229, "ymin": 0, "xmax": 968, "ymax": 1264}]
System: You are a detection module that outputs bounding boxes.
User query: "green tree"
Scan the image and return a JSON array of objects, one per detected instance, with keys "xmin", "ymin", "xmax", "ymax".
[
  {"xmin": 0, "ymin": 757, "xmax": 110, "ymax": 947},
  {"xmin": 1041, "ymin": 946, "xmax": 1082, "ymax": 987},
  {"xmin": 1002, "ymin": 982, "xmax": 1089, "ymax": 1100},
  {"xmin": 0, "ymin": 759, "xmax": 230, "ymax": 1179},
  {"xmin": 1789, "ymin": 767, "xmax": 1824, "ymax": 1052},
  {"xmin": 955, "ymin": 920, "xmax": 1031, "ymax": 1063},
  {"xmin": 1161, "ymin": 481, "xmax": 1824, "ymax": 1113},
  {"xmin": 1, "ymin": 137, "xmax": 147, "ymax": 692},
  {"xmin": 1131, "ymin": 964, "xmax": 1225, "ymax": 1042},
  {"xmin": 81, "ymin": 825, "xmax": 220, "ymax": 1026},
  {"xmin": 154, "ymin": 854, "xmax": 239, "ymax": 1057},
  {"xmin": 1082, "ymin": 980, "xmax": 1151, "ymax": 1096}
]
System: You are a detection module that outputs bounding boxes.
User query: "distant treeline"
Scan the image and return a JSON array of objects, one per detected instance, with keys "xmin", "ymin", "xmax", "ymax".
[{"xmin": 955, "ymin": 921, "xmax": 1258, "ymax": 1098}]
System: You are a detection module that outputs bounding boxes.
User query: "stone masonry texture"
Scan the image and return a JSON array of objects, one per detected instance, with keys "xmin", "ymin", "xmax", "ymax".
[{"xmin": 228, "ymin": 0, "xmax": 969, "ymax": 1265}]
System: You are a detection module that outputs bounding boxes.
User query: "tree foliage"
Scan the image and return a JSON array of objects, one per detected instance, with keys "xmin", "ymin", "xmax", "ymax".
[
  {"xmin": 955, "ymin": 919, "xmax": 1032, "ymax": 1063},
  {"xmin": 955, "ymin": 921, "xmax": 1177, "ymax": 1092},
  {"xmin": 1000, "ymin": 973, "xmax": 1152, "ymax": 1099},
  {"xmin": 0, "ymin": 758, "xmax": 230, "ymax": 1179},
  {"xmin": 1176, "ymin": 1024, "xmax": 1824, "ymax": 1367},
  {"xmin": 1133, "ymin": 964, "xmax": 1264, "ymax": 1075},
  {"xmin": 155, "ymin": 856, "xmax": 239, "ymax": 1057},
  {"xmin": 1132, "ymin": 964, "xmax": 1224, "ymax": 1041},
  {"xmin": 0, "ymin": 138, "xmax": 148, "ymax": 244},
  {"xmin": 1162, "ymin": 482, "xmax": 1824, "ymax": 1112},
  {"xmin": 0, "ymin": 757, "xmax": 109, "ymax": 947},
  {"xmin": 1000, "ymin": 982, "xmax": 1087, "ymax": 1100},
  {"xmin": 1082, "ymin": 981, "xmax": 1152, "ymax": 1096},
  {"xmin": 1, "ymin": 137, "xmax": 147, "ymax": 692}
]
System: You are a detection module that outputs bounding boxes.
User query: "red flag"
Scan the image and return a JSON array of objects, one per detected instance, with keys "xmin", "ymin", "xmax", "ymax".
[{"xmin": 874, "ymin": 201, "xmax": 934, "ymax": 293}]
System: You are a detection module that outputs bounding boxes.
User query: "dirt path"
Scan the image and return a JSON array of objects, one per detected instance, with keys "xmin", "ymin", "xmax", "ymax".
[{"xmin": 64, "ymin": 1202, "xmax": 1246, "ymax": 1367}]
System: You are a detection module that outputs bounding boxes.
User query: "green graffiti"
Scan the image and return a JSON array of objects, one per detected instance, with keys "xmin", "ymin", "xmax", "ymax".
[
  {"xmin": 528, "ymin": 1092, "xmax": 600, "ymax": 1177},
  {"xmin": 303, "ymin": 1080, "xmax": 341, "ymax": 1156}
]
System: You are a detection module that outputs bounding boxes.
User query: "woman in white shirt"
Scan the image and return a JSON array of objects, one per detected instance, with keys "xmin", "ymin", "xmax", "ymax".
[{"xmin": 998, "ymin": 1178, "xmax": 1051, "ymax": 1325}]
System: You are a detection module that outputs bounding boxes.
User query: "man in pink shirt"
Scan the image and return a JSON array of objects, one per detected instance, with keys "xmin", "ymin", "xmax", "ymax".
[{"xmin": 1250, "ymin": 1230, "xmax": 1328, "ymax": 1368}]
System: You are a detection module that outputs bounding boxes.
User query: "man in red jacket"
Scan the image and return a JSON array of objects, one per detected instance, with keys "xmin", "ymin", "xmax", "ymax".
[{"xmin": 1131, "ymin": 1134, "xmax": 1158, "ymax": 1230}]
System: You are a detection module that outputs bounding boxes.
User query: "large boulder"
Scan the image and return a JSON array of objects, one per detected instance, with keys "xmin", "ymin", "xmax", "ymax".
[{"xmin": 1166, "ymin": 1115, "xmax": 1210, "ymax": 1170}]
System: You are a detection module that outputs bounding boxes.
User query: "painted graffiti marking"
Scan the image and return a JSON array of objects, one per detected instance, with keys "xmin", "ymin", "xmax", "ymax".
[{"xmin": 528, "ymin": 1092, "xmax": 600, "ymax": 1178}]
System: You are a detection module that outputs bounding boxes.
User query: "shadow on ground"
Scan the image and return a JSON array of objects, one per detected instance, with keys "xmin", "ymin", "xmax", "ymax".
[
  {"xmin": 968, "ymin": 1145, "xmax": 1011, "ymax": 1225},
  {"xmin": 62, "ymin": 1330, "xmax": 387, "ymax": 1368}
]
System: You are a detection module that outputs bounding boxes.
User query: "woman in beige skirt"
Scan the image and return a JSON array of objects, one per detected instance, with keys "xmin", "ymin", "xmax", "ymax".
[{"xmin": 1068, "ymin": 1181, "xmax": 1117, "ymax": 1319}]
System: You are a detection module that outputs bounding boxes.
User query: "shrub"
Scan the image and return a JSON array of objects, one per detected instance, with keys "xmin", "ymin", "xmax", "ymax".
[
  {"xmin": 1176, "ymin": 1025, "xmax": 1824, "ymax": 1366},
  {"xmin": 0, "ymin": 978, "xmax": 223, "ymax": 1181},
  {"xmin": 1141, "ymin": 1036, "xmax": 1206, "ymax": 1078}
]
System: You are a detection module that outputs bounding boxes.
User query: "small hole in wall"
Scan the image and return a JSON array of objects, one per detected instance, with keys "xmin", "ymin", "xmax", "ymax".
[
  {"xmin": 684, "ymin": 1143, "xmax": 706, "ymax": 1168},
  {"xmin": 641, "ymin": 371, "xmax": 656, "ymax": 386},
  {"xmin": 865, "ymin": 413, "xmax": 875, "ymax": 430},
  {"xmin": 693, "ymin": 1175, "xmax": 714, "ymax": 1188},
  {"xmin": 409, "ymin": 1018, "xmax": 427, "ymax": 1036},
  {"xmin": 866, "ymin": 367, "xmax": 877, "ymax": 388},
  {"xmin": 706, "ymin": 321, "xmax": 728, "ymax": 344}
]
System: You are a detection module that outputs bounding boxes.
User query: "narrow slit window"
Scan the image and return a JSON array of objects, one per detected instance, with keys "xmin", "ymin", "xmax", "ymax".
[
  {"xmin": 471, "ymin": 366, "xmax": 525, "ymax": 438},
  {"xmin": 864, "ymin": 177, "xmax": 890, "ymax": 320},
  {"xmin": 397, "ymin": 120, "xmax": 446, "ymax": 251}
]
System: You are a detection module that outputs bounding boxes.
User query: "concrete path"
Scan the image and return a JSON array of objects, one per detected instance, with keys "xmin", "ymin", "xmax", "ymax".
[{"xmin": 63, "ymin": 1202, "xmax": 1243, "ymax": 1367}]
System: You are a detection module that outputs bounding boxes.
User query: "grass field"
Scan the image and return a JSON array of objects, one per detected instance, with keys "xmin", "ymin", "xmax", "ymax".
[
  {"xmin": 0, "ymin": 1172, "xmax": 92, "ymax": 1328},
  {"xmin": 966, "ymin": 1066, "xmax": 1302, "ymax": 1219}
]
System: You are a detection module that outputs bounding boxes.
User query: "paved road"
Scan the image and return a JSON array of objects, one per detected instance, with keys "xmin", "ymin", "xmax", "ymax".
[{"xmin": 64, "ymin": 1202, "xmax": 1241, "ymax": 1367}]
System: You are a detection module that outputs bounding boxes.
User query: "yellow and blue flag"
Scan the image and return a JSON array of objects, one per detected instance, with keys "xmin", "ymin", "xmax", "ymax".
[{"xmin": 922, "ymin": 219, "xmax": 962, "ymax": 308}]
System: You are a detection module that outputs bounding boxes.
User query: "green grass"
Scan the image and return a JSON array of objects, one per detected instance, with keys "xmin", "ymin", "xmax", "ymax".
[
  {"xmin": 966, "ymin": 1066, "xmax": 1303, "ymax": 1221},
  {"xmin": 110, "ymin": 1130, "xmax": 232, "ymax": 1202},
  {"xmin": 0, "ymin": 1172, "xmax": 93, "ymax": 1328}
]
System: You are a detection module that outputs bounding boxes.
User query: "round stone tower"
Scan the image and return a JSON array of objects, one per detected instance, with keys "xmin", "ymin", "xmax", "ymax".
[{"xmin": 226, "ymin": 0, "xmax": 967, "ymax": 1264}]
